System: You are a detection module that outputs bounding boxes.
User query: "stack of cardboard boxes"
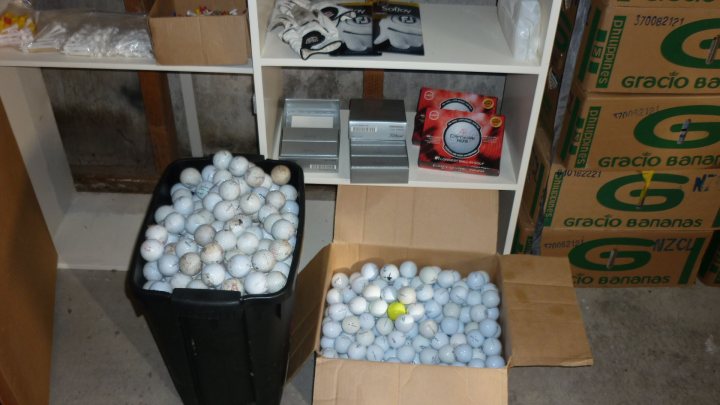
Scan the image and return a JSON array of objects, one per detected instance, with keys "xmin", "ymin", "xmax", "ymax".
[{"xmin": 516, "ymin": 0, "xmax": 720, "ymax": 287}]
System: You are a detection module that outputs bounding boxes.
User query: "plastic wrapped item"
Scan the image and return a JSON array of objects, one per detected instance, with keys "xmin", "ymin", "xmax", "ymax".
[
  {"xmin": 497, "ymin": 0, "xmax": 541, "ymax": 62},
  {"xmin": 24, "ymin": 9, "xmax": 87, "ymax": 52},
  {"xmin": 0, "ymin": 0, "xmax": 36, "ymax": 49},
  {"xmin": 61, "ymin": 12, "xmax": 152, "ymax": 58},
  {"xmin": 26, "ymin": 9, "xmax": 151, "ymax": 57}
]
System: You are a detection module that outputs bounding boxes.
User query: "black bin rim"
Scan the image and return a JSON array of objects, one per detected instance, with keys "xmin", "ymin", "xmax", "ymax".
[{"xmin": 127, "ymin": 155, "xmax": 306, "ymax": 309}]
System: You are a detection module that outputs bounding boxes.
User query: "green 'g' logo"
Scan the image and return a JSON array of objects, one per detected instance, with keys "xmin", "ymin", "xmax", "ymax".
[
  {"xmin": 569, "ymin": 238, "xmax": 654, "ymax": 271},
  {"xmin": 635, "ymin": 105, "xmax": 720, "ymax": 149},
  {"xmin": 661, "ymin": 19, "xmax": 720, "ymax": 69},
  {"xmin": 597, "ymin": 174, "xmax": 688, "ymax": 212}
]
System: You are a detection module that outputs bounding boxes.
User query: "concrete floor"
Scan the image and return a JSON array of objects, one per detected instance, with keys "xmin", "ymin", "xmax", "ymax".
[{"xmin": 49, "ymin": 195, "xmax": 720, "ymax": 405}]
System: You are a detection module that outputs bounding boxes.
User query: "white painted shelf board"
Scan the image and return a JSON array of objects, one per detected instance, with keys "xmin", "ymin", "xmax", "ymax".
[
  {"xmin": 53, "ymin": 192, "xmax": 335, "ymax": 272},
  {"xmin": 260, "ymin": 5, "xmax": 540, "ymax": 75},
  {"xmin": 0, "ymin": 49, "xmax": 254, "ymax": 74},
  {"xmin": 274, "ymin": 110, "xmax": 518, "ymax": 190},
  {"xmin": 54, "ymin": 193, "xmax": 150, "ymax": 271}
]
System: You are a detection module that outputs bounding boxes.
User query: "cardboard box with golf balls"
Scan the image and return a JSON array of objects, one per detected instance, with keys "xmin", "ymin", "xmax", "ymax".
[
  {"xmin": 287, "ymin": 186, "xmax": 592, "ymax": 405},
  {"xmin": 574, "ymin": 0, "xmax": 720, "ymax": 94},
  {"xmin": 698, "ymin": 230, "xmax": 720, "ymax": 286},
  {"xmin": 558, "ymin": 85, "xmax": 720, "ymax": 171},
  {"xmin": 539, "ymin": 227, "xmax": 713, "ymax": 287},
  {"xmin": 542, "ymin": 161, "xmax": 720, "ymax": 230}
]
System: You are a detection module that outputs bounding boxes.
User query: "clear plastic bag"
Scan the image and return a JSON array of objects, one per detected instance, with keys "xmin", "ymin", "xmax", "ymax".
[
  {"xmin": 497, "ymin": 0, "xmax": 542, "ymax": 62},
  {"xmin": 62, "ymin": 12, "xmax": 152, "ymax": 58},
  {"xmin": 24, "ymin": 9, "xmax": 88, "ymax": 52},
  {"xmin": 0, "ymin": 0, "xmax": 37, "ymax": 49},
  {"xmin": 26, "ymin": 9, "xmax": 152, "ymax": 58}
]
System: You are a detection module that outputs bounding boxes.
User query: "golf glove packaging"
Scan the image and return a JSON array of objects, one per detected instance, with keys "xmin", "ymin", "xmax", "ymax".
[
  {"xmin": 373, "ymin": 1, "xmax": 423, "ymax": 55},
  {"xmin": 317, "ymin": 2, "xmax": 377, "ymax": 56},
  {"xmin": 271, "ymin": 0, "xmax": 343, "ymax": 59}
]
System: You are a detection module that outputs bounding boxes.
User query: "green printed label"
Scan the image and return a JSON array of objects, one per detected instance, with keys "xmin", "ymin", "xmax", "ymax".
[
  {"xmin": 561, "ymin": 98, "xmax": 581, "ymax": 161},
  {"xmin": 543, "ymin": 171, "xmax": 565, "ymax": 226},
  {"xmin": 635, "ymin": 105, "xmax": 720, "ymax": 149},
  {"xmin": 575, "ymin": 107, "xmax": 602, "ymax": 168},
  {"xmin": 596, "ymin": 16, "xmax": 626, "ymax": 88},
  {"xmin": 661, "ymin": 18, "xmax": 720, "ymax": 69},
  {"xmin": 569, "ymin": 238, "xmax": 654, "ymax": 271},
  {"xmin": 679, "ymin": 237, "xmax": 706, "ymax": 284},
  {"xmin": 698, "ymin": 232, "xmax": 720, "ymax": 279},
  {"xmin": 597, "ymin": 173, "xmax": 689, "ymax": 212},
  {"xmin": 578, "ymin": 9, "xmax": 602, "ymax": 81}
]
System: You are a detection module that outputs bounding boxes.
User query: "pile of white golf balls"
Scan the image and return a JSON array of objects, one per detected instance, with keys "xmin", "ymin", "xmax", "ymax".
[
  {"xmin": 319, "ymin": 261, "xmax": 505, "ymax": 368},
  {"xmin": 139, "ymin": 150, "xmax": 300, "ymax": 295}
]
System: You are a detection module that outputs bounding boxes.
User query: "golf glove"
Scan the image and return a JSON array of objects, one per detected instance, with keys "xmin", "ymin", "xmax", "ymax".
[{"xmin": 374, "ymin": 14, "xmax": 423, "ymax": 49}]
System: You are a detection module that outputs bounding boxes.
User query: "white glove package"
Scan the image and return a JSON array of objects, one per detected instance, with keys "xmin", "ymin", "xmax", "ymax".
[
  {"xmin": 316, "ymin": 2, "xmax": 377, "ymax": 56},
  {"xmin": 497, "ymin": 0, "xmax": 542, "ymax": 62},
  {"xmin": 270, "ymin": 0, "xmax": 343, "ymax": 59},
  {"xmin": 373, "ymin": 1, "xmax": 423, "ymax": 55}
]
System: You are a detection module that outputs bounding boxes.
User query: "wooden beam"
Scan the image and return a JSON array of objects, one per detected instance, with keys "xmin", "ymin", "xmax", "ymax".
[
  {"xmin": 363, "ymin": 69, "xmax": 384, "ymax": 99},
  {"xmin": 138, "ymin": 71, "xmax": 179, "ymax": 172},
  {"xmin": 125, "ymin": 0, "xmax": 179, "ymax": 173},
  {"xmin": 71, "ymin": 165, "xmax": 158, "ymax": 194},
  {"xmin": 123, "ymin": 0, "xmax": 155, "ymax": 13}
]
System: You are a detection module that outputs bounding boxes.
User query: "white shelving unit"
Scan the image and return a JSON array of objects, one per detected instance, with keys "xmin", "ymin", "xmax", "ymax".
[{"xmin": 0, "ymin": 0, "xmax": 562, "ymax": 270}]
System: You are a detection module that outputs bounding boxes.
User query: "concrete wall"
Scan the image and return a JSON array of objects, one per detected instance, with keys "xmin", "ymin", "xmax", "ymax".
[{"xmin": 35, "ymin": 0, "xmax": 501, "ymax": 171}]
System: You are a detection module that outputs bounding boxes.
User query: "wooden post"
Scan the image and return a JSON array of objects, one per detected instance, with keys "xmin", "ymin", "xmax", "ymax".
[
  {"xmin": 124, "ymin": 0, "xmax": 179, "ymax": 173},
  {"xmin": 363, "ymin": 69, "xmax": 384, "ymax": 99}
]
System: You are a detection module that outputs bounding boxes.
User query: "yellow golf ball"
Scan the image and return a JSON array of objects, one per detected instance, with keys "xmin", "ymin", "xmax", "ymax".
[{"xmin": 387, "ymin": 302, "xmax": 407, "ymax": 321}]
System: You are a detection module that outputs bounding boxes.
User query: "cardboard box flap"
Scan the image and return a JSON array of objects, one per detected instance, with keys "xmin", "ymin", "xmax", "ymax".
[
  {"xmin": 313, "ymin": 357, "xmax": 508, "ymax": 405},
  {"xmin": 287, "ymin": 245, "xmax": 331, "ymax": 380},
  {"xmin": 500, "ymin": 255, "xmax": 593, "ymax": 367},
  {"xmin": 334, "ymin": 186, "xmax": 498, "ymax": 254}
]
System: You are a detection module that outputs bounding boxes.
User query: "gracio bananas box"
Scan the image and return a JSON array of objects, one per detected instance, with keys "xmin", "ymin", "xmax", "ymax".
[
  {"xmin": 558, "ymin": 85, "xmax": 720, "ymax": 170},
  {"xmin": 542, "ymin": 164, "xmax": 720, "ymax": 230},
  {"xmin": 539, "ymin": 227, "xmax": 712, "ymax": 287},
  {"xmin": 575, "ymin": 0, "xmax": 720, "ymax": 94},
  {"xmin": 698, "ymin": 230, "xmax": 720, "ymax": 286}
]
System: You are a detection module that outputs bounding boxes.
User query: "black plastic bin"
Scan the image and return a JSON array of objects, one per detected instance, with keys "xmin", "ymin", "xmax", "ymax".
[{"xmin": 127, "ymin": 156, "xmax": 305, "ymax": 405}]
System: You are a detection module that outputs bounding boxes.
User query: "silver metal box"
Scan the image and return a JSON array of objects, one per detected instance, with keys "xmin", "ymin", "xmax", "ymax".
[
  {"xmin": 280, "ymin": 99, "xmax": 340, "ymax": 173},
  {"xmin": 349, "ymin": 99, "xmax": 407, "ymax": 141}
]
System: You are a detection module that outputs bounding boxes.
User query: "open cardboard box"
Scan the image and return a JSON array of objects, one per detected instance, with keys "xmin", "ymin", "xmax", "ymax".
[
  {"xmin": 149, "ymin": 0, "xmax": 250, "ymax": 65},
  {"xmin": 288, "ymin": 186, "xmax": 593, "ymax": 404}
]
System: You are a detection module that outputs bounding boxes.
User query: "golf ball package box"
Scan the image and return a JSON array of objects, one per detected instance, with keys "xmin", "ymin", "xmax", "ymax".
[
  {"xmin": 318, "ymin": 261, "xmax": 505, "ymax": 368},
  {"xmin": 419, "ymin": 109, "xmax": 505, "ymax": 176},
  {"xmin": 412, "ymin": 87, "xmax": 498, "ymax": 145}
]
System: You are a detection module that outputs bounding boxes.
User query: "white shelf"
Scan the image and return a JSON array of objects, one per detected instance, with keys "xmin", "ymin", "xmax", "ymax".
[
  {"xmin": 273, "ymin": 110, "xmax": 519, "ymax": 191},
  {"xmin": 260, "ymin": 5, "xmax": 540, "ymax": 75},
  {"xmin": 0, "ymin": 48, "xmax": 254, "ymax": 74}
]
